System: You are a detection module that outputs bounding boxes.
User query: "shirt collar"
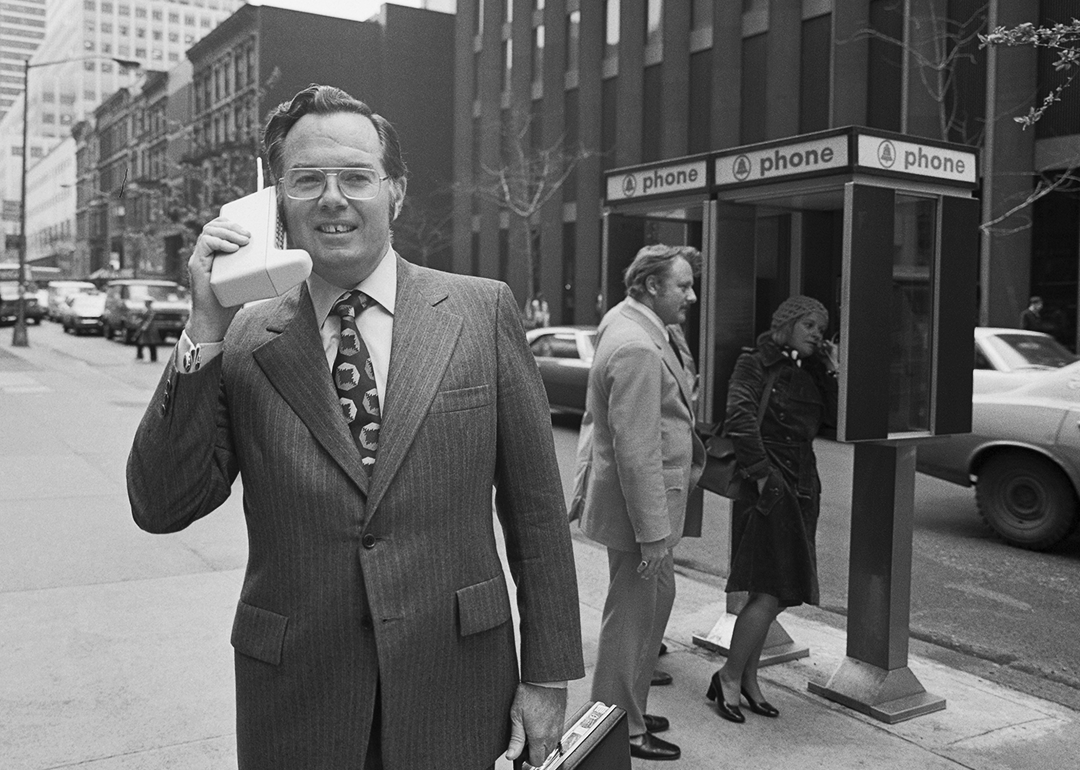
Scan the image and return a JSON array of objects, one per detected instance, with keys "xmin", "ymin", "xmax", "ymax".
[
  {"xmin": 626, "ymin": 296, "xmax": 669, "ymax": 338},
  {"xmin": 308, "ymin": 245, "xmax": 398, "ymax": 326}
]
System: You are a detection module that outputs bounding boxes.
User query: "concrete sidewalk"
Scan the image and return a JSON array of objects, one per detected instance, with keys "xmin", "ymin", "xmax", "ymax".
[{"xmin": 1, "ymin": 335, "xmax": 1076, "ymax": 768}]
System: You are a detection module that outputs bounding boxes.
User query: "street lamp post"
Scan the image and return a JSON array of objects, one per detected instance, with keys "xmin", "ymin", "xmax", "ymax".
[{"xmin": 11, "ymin": 55, "xmax": 140, "ymax": 347}]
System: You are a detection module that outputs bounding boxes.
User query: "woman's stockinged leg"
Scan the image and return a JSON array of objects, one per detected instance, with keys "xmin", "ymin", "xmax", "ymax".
[
  {"xmin": 740, "ymin": 596, "xmax": 781, "ymax": 702},
  {"xmin": 717, "ymin": 592, "xmax": 780, "ymax": 705}
]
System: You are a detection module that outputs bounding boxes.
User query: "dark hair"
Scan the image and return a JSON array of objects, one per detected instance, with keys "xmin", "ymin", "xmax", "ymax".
[
  {"xmin": 262, "ymin": 85, "xmax": 407, "ymax": 219},
  {"xmin": 623, "ymin": 244, "xmax": 702, "ymax": 300}
]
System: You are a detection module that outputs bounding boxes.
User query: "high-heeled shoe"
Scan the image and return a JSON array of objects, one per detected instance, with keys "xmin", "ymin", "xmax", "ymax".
[
  {"xmin": 705, "ymin": 672, "xmax": 745, "ymax": 723},
  {"xmin": 741, "ymin": 686, "xmax": 780, "ymax": 718}
]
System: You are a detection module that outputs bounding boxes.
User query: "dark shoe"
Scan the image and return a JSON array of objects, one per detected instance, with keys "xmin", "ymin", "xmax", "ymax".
[
  {"xmin": 629, "ymin": 733, "xmax": 680, "ymax": 761},
  {"xmin": 705, "ymin": 671, "xmax": 745, "ymax": 723},
  {"xmin": 643, "ymin": 714, "xmax": 669, "ymax": 733},
  {"xmin": 742, "ymin": 686, "xmax": 780, "ymax": 718},
  {"xmin": 658, "ymin": 641, "xmax": 668, "ymax": 656},
  {"xmin": 651, "ymin": 669, "xmax": 673, "ymax": 686}
]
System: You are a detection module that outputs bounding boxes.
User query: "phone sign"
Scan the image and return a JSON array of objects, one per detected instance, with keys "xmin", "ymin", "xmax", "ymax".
[
  {"xmin": 607, "ymin": 159, "xmax": 708, "ymax": 202},
  {"xmin": 857, "ymin": 135, "xmax": 976, "ymax": 184},
  {"xmin": 715, "ymin": 135, "xmax": 849, "ymax": 186}
]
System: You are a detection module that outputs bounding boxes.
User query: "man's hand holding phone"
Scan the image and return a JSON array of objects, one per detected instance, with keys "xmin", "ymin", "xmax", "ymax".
[{"xmin": 186, "ymin": 217, "xmax": 250, "ymax": 343}]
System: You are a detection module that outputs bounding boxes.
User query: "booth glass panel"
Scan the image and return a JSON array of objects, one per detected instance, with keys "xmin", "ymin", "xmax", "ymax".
[{"xmin": 888, "ymin": 194, "xmax": 936, "ymax": 434}]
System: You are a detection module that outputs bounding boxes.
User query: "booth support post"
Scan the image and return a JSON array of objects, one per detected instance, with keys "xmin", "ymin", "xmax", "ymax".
[{"xmin": 808, "ymin": 442, "xmax": 945, "ymax": 722}]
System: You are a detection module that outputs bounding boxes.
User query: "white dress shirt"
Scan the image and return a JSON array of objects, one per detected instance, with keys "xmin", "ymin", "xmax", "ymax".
[{"xmin": 176, "ymin": 245, "xmax": 397, "ymax": 404}]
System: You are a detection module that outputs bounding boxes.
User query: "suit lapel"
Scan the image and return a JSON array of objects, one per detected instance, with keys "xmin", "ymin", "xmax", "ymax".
[
  {"xmin": 365, "ymin": 259, "xmax": 462, "ymax": 516},
  {"xmin": 253, "ymin": 283, "xmax": 369, "ymax": 495},
  {"xmin": 622, "ymin": 304, "xmax": 695, "ymax": 414}
]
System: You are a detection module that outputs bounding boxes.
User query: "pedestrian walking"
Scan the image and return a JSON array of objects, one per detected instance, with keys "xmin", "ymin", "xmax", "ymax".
[
  {"xmin": 127, "ymin": 84, "xmax": 583, "ymax": 770},
  {"xmin": 706, "ymin": 295, "xmax": 838, "ymax": 724},
  {"xmin": 1019, "ymin": 295, "xmax": 1052, "ymax": 334},
  {"xmin": 575, "ymin": 244, "xmax": 706, "ymax": 761},
  {"xmin": 134, "ymin": 298, "xmax": 158, "ymax": 363}
]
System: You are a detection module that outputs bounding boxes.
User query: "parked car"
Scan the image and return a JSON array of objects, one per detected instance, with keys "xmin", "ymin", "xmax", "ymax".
[
  {"xmin": 62, "ymin": 292, "xmax": 107, "ymax": 335},
  {"xmin": 526, "ymin": 325, "xmax": 597, "ymax": 414},
  {"xmin": 974, "ymin": 327, "xmax": 1077, "ymax": 394},
  {"xmin": 917, "ymin": 360, "xmax": 1080, "ymax": 551},
  {"xmin": 46, "ymin": 280, "xmax": 97, "ymax": 321},
  {"xmin": 102, "ymin": 279, "xmax": 190, "ymax": 344},
  {"xmin": 0, "ymin": 282, "xmax": 45, "ymax": 325}
]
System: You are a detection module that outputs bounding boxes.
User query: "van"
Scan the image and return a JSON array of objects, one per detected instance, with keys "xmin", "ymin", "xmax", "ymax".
[{"xmin": 46, "ymin": 280, "xmax": 97, "ymax": 321}]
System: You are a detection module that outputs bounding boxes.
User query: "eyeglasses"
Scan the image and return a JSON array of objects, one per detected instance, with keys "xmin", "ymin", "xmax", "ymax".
[{"xmin": 282, "ymin": 167, "xmax": 389, "ymax": 201}]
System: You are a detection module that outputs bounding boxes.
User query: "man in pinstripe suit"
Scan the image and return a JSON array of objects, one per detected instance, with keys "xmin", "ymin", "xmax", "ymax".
[{"xmin": 128, "ymin": 86, "xmax": 583, "ymax": 770}]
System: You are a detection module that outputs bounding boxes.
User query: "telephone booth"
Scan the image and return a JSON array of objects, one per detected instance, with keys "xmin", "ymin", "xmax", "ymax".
[{"xmin": 602, "ymin": 127, "xmax": 980, "ymax": 723}]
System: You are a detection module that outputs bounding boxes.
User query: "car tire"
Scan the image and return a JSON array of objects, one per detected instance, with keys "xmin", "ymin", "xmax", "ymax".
[
  {"xmin": 103, "ymin": 322, "xmax": 113, "ymax": 340},
  {"xmin": 975, "ymin": 452, "xmax": 1079, "ymax": 551}
]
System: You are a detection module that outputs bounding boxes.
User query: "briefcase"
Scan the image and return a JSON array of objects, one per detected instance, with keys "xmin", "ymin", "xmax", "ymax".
[{"xmin": 515, "ymin": 701, "xmax": 629, "ymax": 770}]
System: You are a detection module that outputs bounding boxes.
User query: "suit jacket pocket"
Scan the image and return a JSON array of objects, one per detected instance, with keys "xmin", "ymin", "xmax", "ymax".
[
  {"xmin": 231, "ymin": 600, "xmax": 288, "ymax": 665},
  {"xmin": 430, "ymin": 384, "xmax": 493, "ymax": 413},
  {"xmin": 456, "ymin": 575, "xmax": 512, "ymax": 637}
]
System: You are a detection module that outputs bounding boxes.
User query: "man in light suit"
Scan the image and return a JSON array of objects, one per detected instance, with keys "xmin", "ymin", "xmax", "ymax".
[
  {"xmin": 577, "ymin": 244, "xmax": 705, "ymax": 761},
  {"xmin": 127, "ymin": 85, "xmax": 583, "ymax": 770}
]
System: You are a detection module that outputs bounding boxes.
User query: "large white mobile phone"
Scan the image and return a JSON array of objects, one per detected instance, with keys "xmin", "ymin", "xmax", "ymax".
[{"xmin": 210, "ymin": 187, "xmax": 312, "ymax": 307}]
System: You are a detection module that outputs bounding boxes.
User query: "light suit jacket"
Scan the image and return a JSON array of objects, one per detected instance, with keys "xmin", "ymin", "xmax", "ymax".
[
  {"xmin": 127, "ymin": 257, "xmax": 584, "ymax": 770},
  {"xmin": 578, "ymin": 300, "xmax": 706, "ymax": 551}
]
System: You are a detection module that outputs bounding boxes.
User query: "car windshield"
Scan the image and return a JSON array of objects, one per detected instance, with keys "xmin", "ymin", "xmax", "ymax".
[
  {"xmin": 983, "ymin": 333, "xmax": 1079, "ymax": 371},
  {"xmin": 71, "ymin": 294, "xmax": 105, "ymax": 311},
  {"xmin": 128, "ymin": 284, "xmax": 188, "ymax": 302}
]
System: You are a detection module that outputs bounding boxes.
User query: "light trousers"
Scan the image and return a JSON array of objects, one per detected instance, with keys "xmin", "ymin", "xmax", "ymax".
[{"xmin": 590, "ymin": 547, "xmax": 675, "ymax": 738}]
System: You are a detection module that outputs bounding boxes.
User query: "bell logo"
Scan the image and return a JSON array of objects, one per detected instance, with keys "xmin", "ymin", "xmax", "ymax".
[
  {"xmin": 878, "ymin": 140, "xmax": 896, "ymax": 168},
  {"xmin": 733, "ymin": 155, "xmax": 751, "ymax": 181},
  {"xmin": 622, "ymin": 175, "xmax": 637, "ymax": 197}
]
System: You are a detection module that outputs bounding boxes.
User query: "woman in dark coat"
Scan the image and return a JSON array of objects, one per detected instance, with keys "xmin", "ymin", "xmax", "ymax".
[{"xmin": 706, "ymin": 295, "xmax": 839, "ymax": 723}]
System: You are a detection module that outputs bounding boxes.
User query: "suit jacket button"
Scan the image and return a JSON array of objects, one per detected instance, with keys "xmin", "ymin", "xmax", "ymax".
[{"xmin": 362, "ymin": 533, "xmax": 377, "ymax": 549}]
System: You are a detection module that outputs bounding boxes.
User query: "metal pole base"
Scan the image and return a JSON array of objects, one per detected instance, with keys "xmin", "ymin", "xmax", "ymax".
[
  {"xmin": 808, "ymin": 656, "xmax": 946, "ymax": 724},
  {"xmin": 693, "ymin": 612, "xmax": 809, "ymax": 667}
]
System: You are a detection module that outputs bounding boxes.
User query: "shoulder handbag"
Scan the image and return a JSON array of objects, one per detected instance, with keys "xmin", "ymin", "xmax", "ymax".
[{"xmin": 697, "ymin": 366, "xmax": 779, "ymax": 499}]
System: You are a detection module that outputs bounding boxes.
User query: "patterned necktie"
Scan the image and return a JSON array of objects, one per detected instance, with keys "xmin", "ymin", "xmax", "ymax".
[{"xmin": 332, "ymin": 291, "xmax": 381, "ymax": 473}]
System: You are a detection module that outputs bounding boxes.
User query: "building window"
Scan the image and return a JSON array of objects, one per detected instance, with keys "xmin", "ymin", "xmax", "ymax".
[
  {"xmin": 153, "ymin": 30, "xmax": 162, "ymax": 40},
  {"xmin": 137, "ymin": 27, "xmax": 145, "ymax": 37},
  {"xmin": 645, "ymin": 0, "xmax": 661, "ymax": 46},
  {"xmin": 800, "ymin": 14, "xmax": 831, "ymax": 133},
  {"xmin": 600, "ymin": 76, "xmax": 616, "ymax": 171},
  {"xmin": 102, "ymin": 42, "xmax": 112, "ymax": 53},
  {"xmin": 169, "ymin": 52, "xmax": 178, "ymax": 62},
  {"xmin": 153, "ymin": 9, "xmax": 162, "ymax": 20},
  {"xmin": 691, "ymin": 0, "xmax": 711, "ymax": 30},
  {"xmin": 604, "ymin": 0, "xmax": 620, "ymax": 57},
  {"xmin": 505, "ymin": 0, "xmax": 511, "ymax": 24},
  {"xmin": 475, "ymin": 0, "xmax": 484, "ymax": 35},
  {"xmin": 565, "ymin": 11, "xmax": 579, "ymax": 72},
  {"xmin": 42, "ymin": 113, "xmax": 55, "ymax": 124},
  {"xmin": 136, "ymin": 47, "xmax": 145, "ymax": 57},
  {"xmin": 136, "ymin": 6, "xmax": 145, "ymax": 17},
  {"xmin": 169, "ymin": 32, "xmax": 178, "ymax": 42},
  {"xmin": 688, "ymin": 49, "xmax": 711, "ymax": 153},
  {"xmin": 169, "ymin": 11, "xmax": 179, "ymax": 22},
  {"xmin": 102, "ymin": 1, "xmax": 112, "ymax": 11},
  {"xmin": 120, "ymin": 24, "xmax": 128, "ymax": 34},
  {"xmin": 186, "ymin": 14, "xmax": 195, "ymax": 24},
  {"xmin": 84, "ymin": 0, "xmax": 94, "ymax": 8},
  {"xmin": 532, "ymin": 24, "xmax": 544, "ymax": 86},
  {"xmin": 867, "ymin": 0, "xmax": 902, "ymax": 132},
  {"xmin": 102, "ymin": 22, "xmax": 112, "ymax": 32},
  {"xmin": 84, "ymin": 40, "xmax": 95, "ymax": 51},
  {"xmin": 42, "ymin": 91, "xmax": 55, "ymax": 102},
  {"xmin": 740, "ymin": 33, "xmax": 767, "ymax": 143},
  {"xmin": 119, "ymin": 3, "xmax": 129, "ymax": 14}
]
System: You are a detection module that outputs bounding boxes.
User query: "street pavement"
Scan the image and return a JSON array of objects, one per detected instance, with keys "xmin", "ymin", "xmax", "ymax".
[{"xmin": 1, "ymin": 329, "xmax": 1077, "ymax": 769}]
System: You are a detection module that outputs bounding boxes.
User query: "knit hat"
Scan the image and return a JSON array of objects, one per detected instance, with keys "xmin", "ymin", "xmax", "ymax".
[{"xmin": 771, "ymin": 295, "xmax": 828, "ymax": 334}]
